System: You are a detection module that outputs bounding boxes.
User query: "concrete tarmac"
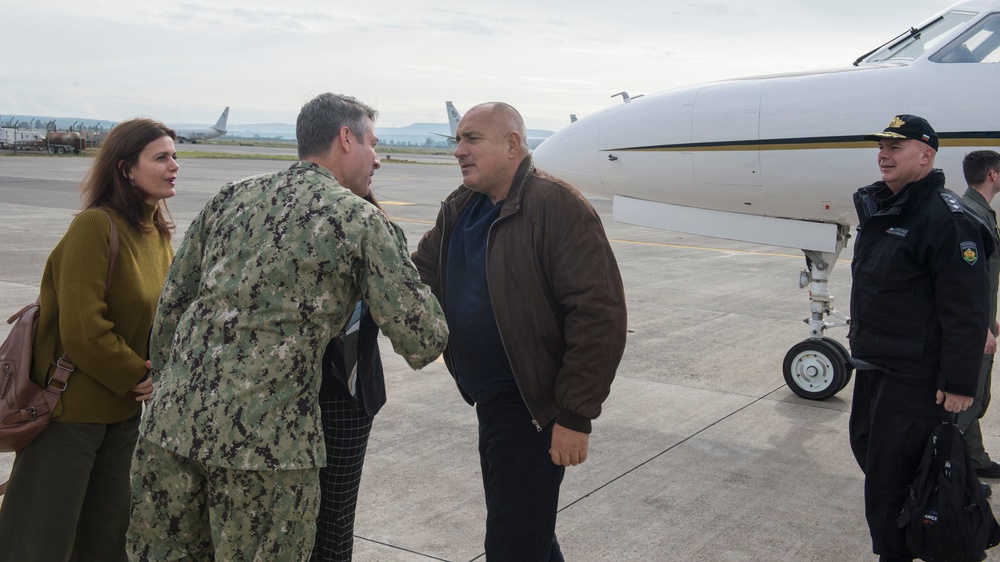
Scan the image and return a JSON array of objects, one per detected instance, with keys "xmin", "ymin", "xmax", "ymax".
[{"xmin": 1, "ymin": 154, "xmax": 997, "ymax": 561}]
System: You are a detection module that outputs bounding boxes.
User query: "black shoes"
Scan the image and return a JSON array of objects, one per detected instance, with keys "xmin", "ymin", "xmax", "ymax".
[
  {"xmin": 976, "ymin": 461, "xmax": 1000, "ymax": 479},
  {"xmin": 983, "ymin": 481, "xmax": 993, "ymax": 498}
]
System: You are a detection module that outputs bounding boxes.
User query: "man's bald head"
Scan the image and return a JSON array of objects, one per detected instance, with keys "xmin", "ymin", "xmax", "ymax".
[{"xmin": 466, "ymin": 102, "xmax": 530, "ymax": 153}]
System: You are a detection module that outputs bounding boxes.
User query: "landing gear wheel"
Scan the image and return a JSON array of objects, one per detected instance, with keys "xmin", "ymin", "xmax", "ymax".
[
  {"xmin": 819, "ymin": 337, "xmax": 854, "ymax": 391},
  {"xmin": 783, "ymin": 339, "xmax": 849, "ymax": 400}
]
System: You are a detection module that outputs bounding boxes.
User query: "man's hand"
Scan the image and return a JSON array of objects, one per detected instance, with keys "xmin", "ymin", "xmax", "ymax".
[
  {"xmin": 936, "ymin": 390, "xmax": 974, "ymax": 413},
  {"xmin": 986, "ymin": 329, "xmax": 997, "ymax": 355},
  {"xmin": 550, "ymin": 424, "xmax": 589, "ymax": 467}
]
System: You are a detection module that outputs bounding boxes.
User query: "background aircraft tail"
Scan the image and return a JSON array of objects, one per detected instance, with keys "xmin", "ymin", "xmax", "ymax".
[
  {"xmin": 212, "ymin": 107, "xmax": 229, "ymax": 133},
  {"xmin": 446, "ymin": 101, "xmax": 461, "ymax": 137}
]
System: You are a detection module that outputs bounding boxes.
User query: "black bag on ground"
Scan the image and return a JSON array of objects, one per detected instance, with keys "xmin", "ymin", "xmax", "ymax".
[{"xmin": 897, "ymin": 417, "xmax": 1000, "ymax": 561}]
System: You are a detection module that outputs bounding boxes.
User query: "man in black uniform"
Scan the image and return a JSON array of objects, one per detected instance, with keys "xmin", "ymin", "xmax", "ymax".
[{"xmin": 848, "ymin": 114, "xmax": 993, "ymax": 562}]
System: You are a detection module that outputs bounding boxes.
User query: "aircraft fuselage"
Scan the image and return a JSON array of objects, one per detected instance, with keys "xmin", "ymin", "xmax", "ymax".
[{"xmin": 534, "ymin": 1, "xmax": 1000, "ymax": 238}]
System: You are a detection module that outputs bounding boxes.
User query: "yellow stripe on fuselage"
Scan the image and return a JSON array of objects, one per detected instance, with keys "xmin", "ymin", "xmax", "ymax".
[{"xmin": 612, "ymin": 137, "xmax": 1000, "ymax": 152}]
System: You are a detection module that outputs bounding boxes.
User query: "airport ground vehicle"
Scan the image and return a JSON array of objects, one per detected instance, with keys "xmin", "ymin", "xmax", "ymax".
[
  {"xmin": 0, "ymin": 128, "xmax": 44, "ymax": 151},
  {"xmin": 43, "ymin": 131, "xmax": 86, "ymax": 154}
]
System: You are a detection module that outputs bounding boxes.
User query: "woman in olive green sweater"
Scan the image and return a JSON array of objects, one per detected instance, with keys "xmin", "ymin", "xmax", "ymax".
[{"xmin": 0, "ymin": 118, "xmax": 178, "ymax": 562}]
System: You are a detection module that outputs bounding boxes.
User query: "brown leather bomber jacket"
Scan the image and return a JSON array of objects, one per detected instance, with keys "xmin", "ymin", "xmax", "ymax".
[{"xmin": 412, "ymin": 157, "xmax": 627, "ymax": 434}]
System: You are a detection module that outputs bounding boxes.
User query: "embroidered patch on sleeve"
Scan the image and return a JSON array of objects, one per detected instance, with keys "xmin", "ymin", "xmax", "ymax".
[{"xmin": 961, "ymin": 241, "xmax": 979, "ymax": 265}]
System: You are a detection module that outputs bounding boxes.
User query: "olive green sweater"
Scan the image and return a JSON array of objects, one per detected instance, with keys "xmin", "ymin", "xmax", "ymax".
[{"xmin": 32, "ymin": 205, "xmax": 173, "ymax": 423}]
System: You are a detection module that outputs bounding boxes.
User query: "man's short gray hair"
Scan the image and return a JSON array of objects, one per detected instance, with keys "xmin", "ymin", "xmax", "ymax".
[{"xmin": 297, "ymin": 93, "xmax": 378, "ymax": 159}]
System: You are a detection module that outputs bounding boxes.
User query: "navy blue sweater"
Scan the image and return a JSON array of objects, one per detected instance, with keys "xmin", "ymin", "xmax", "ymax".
[{"xmin": 446, "ymin": 193, "xmax": 516, "ymax": 402}]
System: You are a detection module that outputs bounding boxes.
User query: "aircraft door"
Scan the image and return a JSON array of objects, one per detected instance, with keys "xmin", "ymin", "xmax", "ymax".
[{"xmin": 691, "ymin": 82, "xmax": 764, "ymax": 186}]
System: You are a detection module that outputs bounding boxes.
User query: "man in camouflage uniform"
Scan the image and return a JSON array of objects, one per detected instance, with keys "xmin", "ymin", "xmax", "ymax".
[
  {"xmin": 959, "ymin": 150, "xmax": 1000, "ymax": 486},
  {"xmin": 126, "ymin": 93, "xmax": 448, "ymax": 562}
]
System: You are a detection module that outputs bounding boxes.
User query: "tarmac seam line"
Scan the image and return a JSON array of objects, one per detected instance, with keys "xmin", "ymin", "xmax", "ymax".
[
  {"xmin": 557, "ymin": 385, "xmax": 785, "ymax": 513},
  {"xmin": 352, "ymin": 535, "xmax": 452, "ymax": 561}
]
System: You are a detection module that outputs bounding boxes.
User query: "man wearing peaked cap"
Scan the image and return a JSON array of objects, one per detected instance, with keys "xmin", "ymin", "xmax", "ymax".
[
  {"xmin": 863, "ymin": 114, "xmax": 939, "ymax": 151},
  {"xmin": 848, "ymin": 114, "xmax": 994, "ymax": 561}
]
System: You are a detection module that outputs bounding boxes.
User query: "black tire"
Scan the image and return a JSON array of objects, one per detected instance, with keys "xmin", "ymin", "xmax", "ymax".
[
  {"xmin": 820, "ymin": 337, "xmax": 855, "ymax": 391},
  {"xmin": 782, "ymin": 339, "xmax": 849, "ymax": 400}
]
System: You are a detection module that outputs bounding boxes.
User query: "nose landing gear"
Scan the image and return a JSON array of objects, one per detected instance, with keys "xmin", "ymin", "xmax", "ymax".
[{"xmin": 782, "ymin": 229, "xmax": 854, "ymax": 400}]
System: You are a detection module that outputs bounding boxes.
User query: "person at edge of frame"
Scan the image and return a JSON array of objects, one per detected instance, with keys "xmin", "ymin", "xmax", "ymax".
[
  {"xmin": 958, "ymin": 150, "xmax": 1000, "ymax": 491},
  {"xmin": 848, "ymin": 114, "xmax": 994, "ymax": 562},
  {"xmin": 0, "ymin": 118, "xmax": 177, "ymax": 562}
]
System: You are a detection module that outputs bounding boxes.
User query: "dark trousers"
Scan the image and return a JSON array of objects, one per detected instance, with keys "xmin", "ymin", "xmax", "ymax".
[
  {"xmin": 0, "ymin": 414, "xmax": 140, "ymax": 562},
  {"xmin": 476, "ymin": 392, "xmax": 565, "ymax": 562},
  {"xmin": 310, "ymin": 383, "xmax": 373, "ymax": 562},
  {"xmin": 956, "ymin": 354, "xmax": 994, "ymax": 469},
  {"xmin": 849, "ymin": 370, "xmax": 943, "ymax": 562}
]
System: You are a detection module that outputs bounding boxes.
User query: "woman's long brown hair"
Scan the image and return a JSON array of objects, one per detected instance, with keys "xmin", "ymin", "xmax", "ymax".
[{"xmin": 80, "ymin": 118, "xmax": 176, "ymax": 238}]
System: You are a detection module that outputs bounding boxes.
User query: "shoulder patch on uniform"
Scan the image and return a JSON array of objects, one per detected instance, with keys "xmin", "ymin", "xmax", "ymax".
[
  {"xmin": 940, "ymin": 192, "xmax": 965, "ymax": 213},
  {"xmin": 961, "ymin": 241, "xmax": 979, "ymax": 265},
  {"xmin": 886, "ymin": 227, "xmax": 909, "ymax": 238}
]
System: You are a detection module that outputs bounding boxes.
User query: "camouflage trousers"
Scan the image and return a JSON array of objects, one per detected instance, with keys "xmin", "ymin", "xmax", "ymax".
[{"xmin": 127, "ymin": 439, "xmax": 320, "ymax": 562}]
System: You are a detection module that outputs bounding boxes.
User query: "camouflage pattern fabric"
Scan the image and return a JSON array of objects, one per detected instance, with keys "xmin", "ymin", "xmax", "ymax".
[
  {"xmin": 139, "ymin": 161, "xmax": 448, "ymax": 471},
  {"xmin": 127, "ymin": 439, "xmax": 319, "ymax": 561}
]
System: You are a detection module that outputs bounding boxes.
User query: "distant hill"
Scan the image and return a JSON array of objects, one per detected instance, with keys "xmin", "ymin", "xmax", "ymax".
[{"xmin": 0, "ymin": 114, "xmax": 553, "ymax": 147}]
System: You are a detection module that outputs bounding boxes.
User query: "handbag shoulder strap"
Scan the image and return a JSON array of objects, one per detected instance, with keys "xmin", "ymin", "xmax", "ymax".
[
  {"xmin": 93, "ymin": 207, "xmax": 120, "ymax": 297},
  {"xmin": 51, "ymin": 208, "xmax": 120, "ymax": 377}
]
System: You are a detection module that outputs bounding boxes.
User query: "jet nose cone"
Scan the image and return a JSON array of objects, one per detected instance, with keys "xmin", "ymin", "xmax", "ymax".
[{"xmin": 533, "ymin": 116, "xmax": 605, "ymax": 198}]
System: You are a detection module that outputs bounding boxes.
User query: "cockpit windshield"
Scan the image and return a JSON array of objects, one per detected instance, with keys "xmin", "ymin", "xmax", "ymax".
[
  {"xmin": 930, "ymin": 13, "xmax": 1000, "ymax": 63},
  {"xmin": 865, "ymin": 10, "xmax": 974, "ymax": 63}
]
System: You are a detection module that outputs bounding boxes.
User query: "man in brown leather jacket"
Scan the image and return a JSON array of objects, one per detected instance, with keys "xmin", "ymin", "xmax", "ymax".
[{"xmin": 412, "ymin": 102, "xmax": 627, "ymax": 561}]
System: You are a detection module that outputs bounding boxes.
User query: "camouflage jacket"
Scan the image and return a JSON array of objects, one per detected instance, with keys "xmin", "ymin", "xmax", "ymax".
[
  {"xmin": 141, "ymin": 161, "xmax": 448, "ymax": 470},
  {"xmin": 963, "ymin": 187, "xmax": 1000, "ymax": 333}
]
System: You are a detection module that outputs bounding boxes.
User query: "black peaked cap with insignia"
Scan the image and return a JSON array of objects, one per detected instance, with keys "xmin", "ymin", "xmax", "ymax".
[{"xmin": 864, "ymin": 114, "xmax": 939, "ymax": 151}]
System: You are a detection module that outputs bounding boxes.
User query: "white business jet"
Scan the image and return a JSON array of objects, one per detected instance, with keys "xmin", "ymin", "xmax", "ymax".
[
  {"xmin": 532, "ymin": 0, "xmax": 1000, "ymax": 400},
  {"xmin": 175, "ymin": 107, "xmax": 229, "ymax": 143}
]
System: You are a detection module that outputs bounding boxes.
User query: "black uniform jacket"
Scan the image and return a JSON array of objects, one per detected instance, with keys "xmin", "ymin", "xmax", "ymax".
[
  {"xmin": 319, "ymin": 309, "xmax": 385, "ymax": 418},
  {"xmin": 849, "ymin": 169, "xmax": 994, "ymax": 396}
]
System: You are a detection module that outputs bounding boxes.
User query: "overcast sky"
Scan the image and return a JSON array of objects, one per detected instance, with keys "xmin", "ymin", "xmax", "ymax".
[{"xmin": 2, "ymin": 0, "xmax": 961, "ymax": 131}]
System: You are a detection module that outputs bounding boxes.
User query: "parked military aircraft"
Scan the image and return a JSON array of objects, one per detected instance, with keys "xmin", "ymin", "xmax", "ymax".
[
  {"xmin": 175, "ymin": 107, "xmax": 229, "ymax": 143},
  {"xmin": 428, "ymin": 101, "xmax": 463, "ymax": 144},
  {"xmin": 532, "ymin": 0, "xmax": 1000, "ymax": 400}
]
